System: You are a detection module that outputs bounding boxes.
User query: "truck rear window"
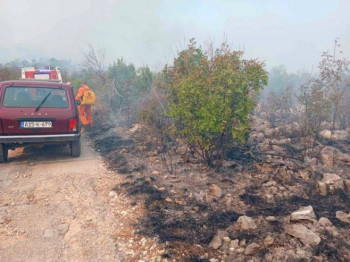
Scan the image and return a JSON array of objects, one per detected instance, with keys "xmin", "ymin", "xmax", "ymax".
[{"xmin": 2, "ymin": 86, "xmax": 68, "ymax": 108}]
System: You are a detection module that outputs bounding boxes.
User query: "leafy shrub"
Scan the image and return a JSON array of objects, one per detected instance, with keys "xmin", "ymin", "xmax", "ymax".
[{"xmin": 165, "ymin": 39, "xmax": 268, "ymax": 166}]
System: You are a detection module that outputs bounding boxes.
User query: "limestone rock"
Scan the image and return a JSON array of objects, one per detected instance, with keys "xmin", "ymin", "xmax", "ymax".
[
  {"xmin": 130, "ymin": 123, "xmax": 143, "ymax": 133},
  {"xmin": 290, "ymin": 205, "xmax": 316, "ymax": 222},
  {"xmin": 320, "ymin": 130, "xmax": 349, "ymax": 141},
  {"xmin": 239, "ymin": 239, "xmax": 247, "ymax": 247},
  {"xmin": 176, "ymin": 145, "xmax": 188, "ymax": 155},
  {"xmin": 285, "ymin": 224, "xmax": 321, "ymax": 246},
  {"xmin": 320, "ymin": 130, "xmax": 332, "ymax": 139},
  {"xmin": 325, "ymin": 226, "xmax": 339, "ymax": 237},
  {"xmin": 244, "ymin": 243, "xmax": 261, "ymax": 255},
  {"xmin": 108, "ymin": 190, "xmax": 117, "ymax": 197},
  {"xmin": 271, "ymin": 138, "xmax": 291, "ymax": 145},
  {"xmin": 322, "ymin": 173, "xmax": 344, "ymax": 191},
  {"xmin": 225, "ymin": 197, "xmax": 233, "ymax": 209},
  {"xmin": 316, "ymin": 181, "xmax": 327, "ymax": 196},
  {"xmin": 220, "ymin": 236, "xmax": 231, "ymax": 250},
  {"xmin": 266, "ymin": 216, "xmax": 277, "ymax": 222},
  {"xmin": 345, "ymin": 179, "xmax": 350, "ymax": 191},
  {"xmin": 304, "ymin": 156, "xmax": 317, "ymax": 166},
  {"xmin": 320, "ymin": 146, "xmax": 338, "ymax": 166},
  {"xmin": 236, "ymin": 216, "xmax": 257, "ymax": 231},
  {"xmin": 265, "ymin": 194, "xmax": 274, "ymax": 202},
  {"xmin": 208, "ymin": 184, "xmax": 223, "ymax": 198},
  {"xmin": 319, "ymin": 217, "xmax": 332, "ymax": 227},
  {"xmin": 264, "ymin": 235, "xmax": 274, "ymax": 246},
  {"xmin": 209, "ymin": 235, "xmax": 222, "ymax": 249},
  {"xmin": 333, "ymin": 130, "xmax": 349, "ymax": 140},
  {"xmin": 299, "ymin": 170, "xmax": 310, "ymax": 182},
  {"xmin": 320, "ymin": 146, "xmax": 350, "ymax": 166},
  {"xmin": 329, "ymin": 185, "xmax": 336, "ymax": 194},
  {"xmin": 222, "ymin": 236, "xmax": 231, "ymax": 243},
  {"xmin": 335, "ymin": 211, "xmax": 350, "ymax": 224},
  {"xmin": 337, "ymin": 152, "xmax": 350, "ymax": 163},
  {"xmin": 229, "ymin": 239, "xmax": 239, "ymax": 249},
  {"xmin": 209, "ymin": 230, "xmax": 228, "ymax": 249}
]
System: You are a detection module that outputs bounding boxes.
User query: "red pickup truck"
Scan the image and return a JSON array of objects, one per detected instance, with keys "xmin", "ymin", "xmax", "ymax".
[{"xmin": 0, "ymin": 80, "xmax": 81, "ymax": 162}]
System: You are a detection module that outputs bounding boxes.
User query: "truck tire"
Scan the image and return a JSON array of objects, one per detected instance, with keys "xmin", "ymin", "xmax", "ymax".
[
  {"xmin": 0, "ymin": 144, "xmax": 8, "ymax": 163},
  {"xmin": 71, "ymin": 139, "xmax": 81, "ymax": 157}
]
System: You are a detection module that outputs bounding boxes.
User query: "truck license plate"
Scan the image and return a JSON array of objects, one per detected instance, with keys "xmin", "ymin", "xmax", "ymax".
[{"xmin": 21, "ymin": 121, "xmax": 52, "ymax": 128}]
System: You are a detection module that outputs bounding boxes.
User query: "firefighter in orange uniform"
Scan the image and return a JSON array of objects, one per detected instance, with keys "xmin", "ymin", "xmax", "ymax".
[{"xmin": 75, "ymin": 83, "xmax": 94, "ymax": 129}]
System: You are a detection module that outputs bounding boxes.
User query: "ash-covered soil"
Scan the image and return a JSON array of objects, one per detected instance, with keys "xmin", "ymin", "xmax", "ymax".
[{"xmin": 89, "ymin": 114, "xmax": 350, "ymax": 262}]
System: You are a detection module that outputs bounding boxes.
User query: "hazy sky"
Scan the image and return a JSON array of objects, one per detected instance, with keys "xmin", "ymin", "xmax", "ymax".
[{"xmin": 0, "ymin": 0, "xmax": 349, "ymax": 72}]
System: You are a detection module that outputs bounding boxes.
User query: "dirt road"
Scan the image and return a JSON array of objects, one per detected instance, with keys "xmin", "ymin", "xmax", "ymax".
[{"xmin": 0, "ymin": 138, "xmax": 122, "ymax": 262}]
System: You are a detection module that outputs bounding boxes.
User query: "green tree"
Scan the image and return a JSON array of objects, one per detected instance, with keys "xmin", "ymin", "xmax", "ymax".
[
  {"xmin": 108, "ymin": 58, "xmax": 136, "ymax": 89},
  {"xmin": 166, "ymin": 39, "xmax": 268, "ymax": 166},
  {"xmin": 298, "ymin": 79, "xmax": 331, "ymax": 138},
  {"xmin": 108, "ymin": 58, "xmax": 136, "ymax": 109},
  {"xmin": 134, "ymin": 66, "xmax": 153, "ymax": 91},
  {"xmin": 108, "ymin": 59, "xmax": 154, "ymax": 110}
]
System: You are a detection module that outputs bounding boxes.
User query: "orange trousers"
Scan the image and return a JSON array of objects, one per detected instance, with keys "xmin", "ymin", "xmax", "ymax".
[{"xmin": 78, "ymin": 105, "xmax": 93, "ymax": 127}]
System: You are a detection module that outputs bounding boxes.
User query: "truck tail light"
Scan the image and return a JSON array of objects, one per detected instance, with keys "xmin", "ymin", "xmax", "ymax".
[
  {"xmin": 68, "ymin": 119, "xmax": 78, "ymax": 132},
  {"xmin": 0, "ymin": 120, "xmax": 2, "ymax": 134}
]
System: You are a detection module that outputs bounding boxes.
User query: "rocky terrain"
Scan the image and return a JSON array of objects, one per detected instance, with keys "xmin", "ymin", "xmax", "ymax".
[{"xmin": 89, "ymin": 113, "xmax": 350, "ymax": 262}]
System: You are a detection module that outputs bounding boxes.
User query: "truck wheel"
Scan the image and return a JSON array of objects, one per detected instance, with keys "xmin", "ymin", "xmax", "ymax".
[
  {"xmin": 0, "ymin": 144, "xmax": 8, "ymax": 163},
  {"xmin": 71, "ymin": 139, "xmax": 81, "ymax": 157}
]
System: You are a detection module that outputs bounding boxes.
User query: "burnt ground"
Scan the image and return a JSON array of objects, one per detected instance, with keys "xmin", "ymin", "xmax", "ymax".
[{"xmin": 88, "ymin": 114, "xmax": 350, "ymax": 261}]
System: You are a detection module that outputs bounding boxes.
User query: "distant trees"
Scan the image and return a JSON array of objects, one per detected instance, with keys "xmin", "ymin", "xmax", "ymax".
[
  {"xmin": 82, "ymin": 45, "xmax": 154, "ymax": 124},
  {"xmin": 263, "ymin": 86, "xmax": 294, "ymax": 128},
  {"xmin": 260, "ymin": 39, "xmax": 350, "ymax": 148},
  {"xmin": 0, "ymin": 65, "xmax": 20, "ymax": 81},
  {"xmin": 108, "ymin": 58, "xmax": 153, "ymax": 110},
  {"xmin": 323, "ymin": 40, "xmax": 350, "ymax": 130},
  {"xmin": 297, "ymin": 39, "xmax": 349, "ymax": 138},
  {"xmin": 263, "ymin": 65, "xmax": 307, "ymax": 96}
]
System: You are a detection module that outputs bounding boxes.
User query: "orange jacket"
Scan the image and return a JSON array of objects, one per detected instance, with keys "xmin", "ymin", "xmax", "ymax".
[{"xmin": 75, "ymin": 84, "xmax": 90, "ymax": 102}]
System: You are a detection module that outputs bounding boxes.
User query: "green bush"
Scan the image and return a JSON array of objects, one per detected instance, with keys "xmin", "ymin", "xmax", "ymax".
[{"xmin": 165, "ymin": 39, "xmax": 268, "ymax": 166}]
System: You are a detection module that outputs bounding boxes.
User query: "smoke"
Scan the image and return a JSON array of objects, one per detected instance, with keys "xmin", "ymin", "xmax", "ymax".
[{"xmin": 0, "ymin": 0, "xmax": 349, "ymax": 72}]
